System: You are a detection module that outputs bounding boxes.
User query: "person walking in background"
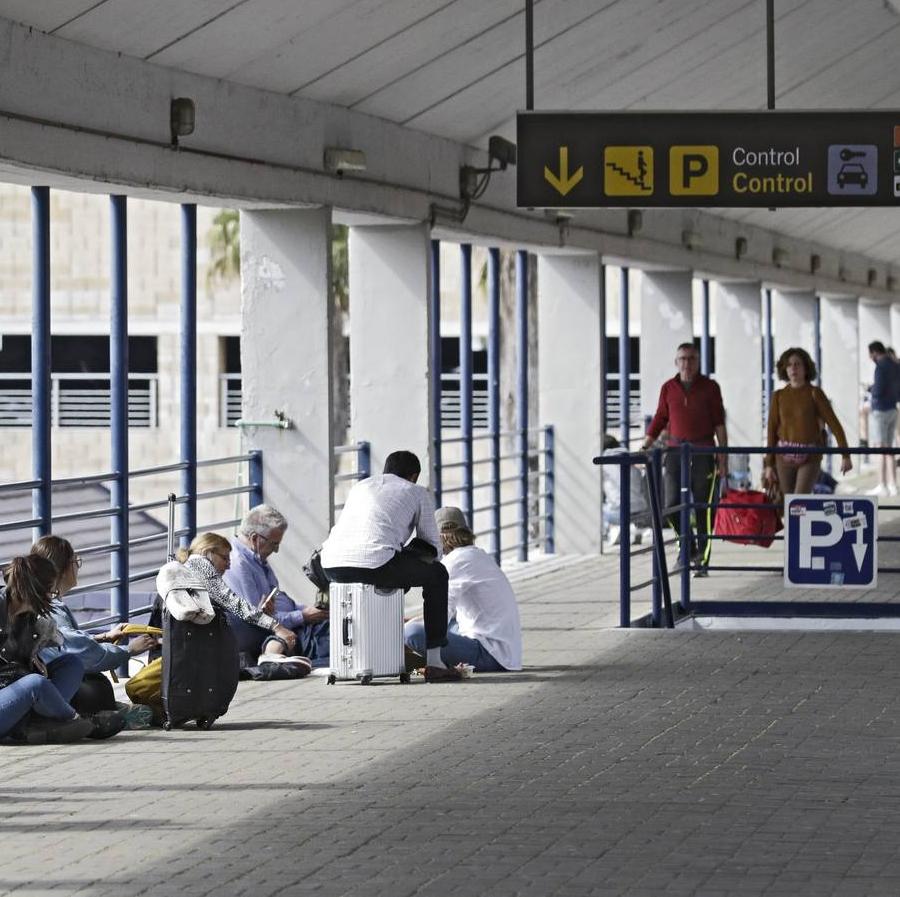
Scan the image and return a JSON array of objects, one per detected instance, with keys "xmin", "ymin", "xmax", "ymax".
[
  {"xmin": 867, "ymin": 341, "xmax": 900, "ymax": 496},
  {"xmin": 762, "ymin": 348, "xmax": 851, "ymax": 496},
  {"xmin": 641, "ymin": 342, "xmax": 728, "ymax": 577}
]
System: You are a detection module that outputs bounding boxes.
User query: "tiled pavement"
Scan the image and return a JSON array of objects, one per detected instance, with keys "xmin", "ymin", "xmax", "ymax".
[{"xmin": 4, "ymin": 544, "xmax": 900, "ymax": 896}]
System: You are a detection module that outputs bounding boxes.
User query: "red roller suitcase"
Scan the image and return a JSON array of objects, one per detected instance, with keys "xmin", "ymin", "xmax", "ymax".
[{"xmin": 714, "ymin": 488, "xmax": 779, "ymax": 548}]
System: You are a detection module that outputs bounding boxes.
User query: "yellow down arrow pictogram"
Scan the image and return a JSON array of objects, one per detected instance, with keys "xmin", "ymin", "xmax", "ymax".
[{"xmin": 544, "ymin": 146, "xmax": 584, "ymax": 196}]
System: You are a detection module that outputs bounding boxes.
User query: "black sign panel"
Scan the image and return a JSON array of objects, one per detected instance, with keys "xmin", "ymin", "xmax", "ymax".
[{"xmin": 516, "ymin": 111, "xmax": 900, "ymax": 208}]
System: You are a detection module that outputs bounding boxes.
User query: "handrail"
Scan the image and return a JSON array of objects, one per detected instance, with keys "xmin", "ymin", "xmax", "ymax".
[{"xmin": 595, "ymin": 443, "xmax": 900, "ymax": 628}]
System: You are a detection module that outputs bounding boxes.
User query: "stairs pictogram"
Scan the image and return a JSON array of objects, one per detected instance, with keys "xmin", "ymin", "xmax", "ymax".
[{"xmin": 605, "ymin": 159, "xmax": 652, "ymax": 192}]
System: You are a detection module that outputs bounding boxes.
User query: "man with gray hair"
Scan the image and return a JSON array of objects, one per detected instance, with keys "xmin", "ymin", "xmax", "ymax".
[{"xmin": 223, "ymin": 504, "xmax": 330, "ymax": 666}]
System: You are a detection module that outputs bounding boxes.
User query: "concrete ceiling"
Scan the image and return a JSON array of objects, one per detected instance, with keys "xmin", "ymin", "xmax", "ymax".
[{"xmin": 2, "ymin": 0, "xmax": 900, "ymax": 265}]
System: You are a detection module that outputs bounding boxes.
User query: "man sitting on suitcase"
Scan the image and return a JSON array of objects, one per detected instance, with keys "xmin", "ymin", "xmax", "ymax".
[
  {"xmin": 224, "ymin": 505, "xmax": 330, "ymax": 667},
  {"xmin": 320, "ymin": 450, "xmax": 461, "ymax": 683}
]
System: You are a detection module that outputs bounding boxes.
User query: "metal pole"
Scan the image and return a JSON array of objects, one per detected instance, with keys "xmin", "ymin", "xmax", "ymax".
[
  {"xmin": 649, "ymin": 447, "xmax": 662, "ymax": 627},
  {"xmin": 516, "ymin": 249, "xmax": 529, "ymax": 562},
  {"xmin": 679, "ymin": 442, "xmax": 692, "ymax": 612},
  {"xmin": 619, "ymin": 458, "xmax": 631, "ymax": 628},
  {"xmin": 430, "ymin": 239, "xmax": 443, "ymax": 506},
  {"xmin": 525, "ymin": 0, "xmax": 534, "ymax": 111},
  {"xmin": 766, "ymin": 0, "xmax": 776, "ymax": 111},
  {"xmin": 488, "ymin": 247, "xmax": 502, "ymax": 562},
  {"xmin": 110, "ymin": 195, "xmax": 129, "ymax": 626},
  {"xmin": 31, "ymin": 187, "xmax": 51, "ymax": 540},
  {"xmin": 460, "ymin": 243, "xmax": 474, "ymax": 523},
  {"xmin": 700, "ymin": 279, "xmax": 711, "ymax": 376},
  {"xmin": 600, "ymin": 263, "xmax": 608, "ymax": 435},
  {"xmin": 813, "ymin": 295, "xmax": 822, "ymax": 387},
  {"xmin": 544, "ymin": 425, "xmax": 555, "ymax": 554},
  {"xmin": 620, "ymin": 266, "xmax": 631, "ymax": 445},
  {"xmin": 763, "ymin": 288, "xmax": 773, "ymax": 415},
  {"xmin": 180, "ymin": 203, "xmax": 197, "ymax": 546},
  {"xmin": 249, "ymin": 450, "xmax": 264, "ymax": 508}
]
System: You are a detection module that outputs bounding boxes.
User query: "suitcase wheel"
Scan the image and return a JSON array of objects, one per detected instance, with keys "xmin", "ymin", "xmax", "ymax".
[
  {"xmin": 359, "ymin": 674, "xmax": 373, "ymax": 686},
  {"xmin": 196, "ymin": 717, "xmax": 216, "ymax": 730},
  {"xmin": 162, "ymin": 720, "xmax": 173, "ymax": 732},
  {"xmin": 399, "ymin": 672, "xmax": 411, "ymax": 684},
  {"xmin": 326, "ymin": 674, "xmax": 337, "ymax": 685}
]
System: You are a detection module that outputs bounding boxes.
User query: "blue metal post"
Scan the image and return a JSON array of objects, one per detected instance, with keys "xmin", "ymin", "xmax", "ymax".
[
  {"xmin": 31, "ymin": 187, "xmax": 51, "ymax": 539},
  {"xmin": 650, "ymin": 447, "xmax": 662, "ymax": 627},
  {"xmin": 429, "ymin": 239, "xmax": 442, "ymax": 506},
  {"xmin": 679, "ymin": 442, "xmax": 692, "ymax": 612},
  {"xmin": 544, "ymin": 426, "xmax": 555, "ymax": 554},
  {"xmin": 700, "ymin": 279, "xmax": 711, "ymax": 376},
  {"xmin": 110, "ymin": 195, "xmax": 129, "ymax": 625},
  {"xmin": 516, "ymin": 249, "xmax": 529, "ymax": 562},
  {"xmin": 813, "ymin": 295, "xmax": 822, "ymax": 386},
  {"xmin": 763, "ymin": 288, "xmax": 773, "ymax": 414},
  {"xmin": 488, "ymin": 247, "xmax": 502, "ymax": 562},
  {"xmin": 600, "ymin": 263, "xmax": 608, "ymax": 435},
  {"xmin": 180, "ymin": 203, "xmax": 197, "ymax": 546},
  {"xmin": 249, "ymin": 450, "xmax": 264, "ymax": 508},
  {"xmin": 358, "ymin": 441, "xmax": 371, "ymax": 480},
  {"xmin": 620, "ymin": 267, "xmax": 630, "ymax": 445},
  {"xmin": 460, "ymin": 243, "xmax": 474, "ymax": 523},
  {"xmin": 619, "ymin": 458, "xmax": 631, "ymax": 628}
]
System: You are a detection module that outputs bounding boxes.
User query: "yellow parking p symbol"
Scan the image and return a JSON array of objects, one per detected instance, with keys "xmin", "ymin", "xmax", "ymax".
[{"xmin": 669, "ymin": 146, "xmax": 719, "ymax": 196}]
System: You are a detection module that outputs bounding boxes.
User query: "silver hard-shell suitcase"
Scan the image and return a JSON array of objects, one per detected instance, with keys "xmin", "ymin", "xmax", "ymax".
[{"xmin": 326, "ymin": 582, "xmax": 409, "ymax": 685}]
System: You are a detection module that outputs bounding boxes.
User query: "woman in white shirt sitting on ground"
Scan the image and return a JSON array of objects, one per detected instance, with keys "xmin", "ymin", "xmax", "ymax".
[{"xmin": 403, "ymin": 507, "xmax": 522, "ymax": 672}]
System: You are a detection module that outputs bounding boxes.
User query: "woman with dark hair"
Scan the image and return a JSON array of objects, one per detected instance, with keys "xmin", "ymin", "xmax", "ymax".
[
  {"xmin": 0, "ymin": 555, "xmax": 121, "ymax": 743},
  {"xmin": 33, "ymin": 535, "xmax": 158, "ymax": 676},
  {"xmin": 763, "ymin": 347, "xmax": 852, "ymax": 495}
]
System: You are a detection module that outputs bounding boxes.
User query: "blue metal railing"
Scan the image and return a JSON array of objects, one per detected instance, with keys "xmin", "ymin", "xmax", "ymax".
[
  {"xmin": 597, "ymin": 444, "xmax": 900, "ymax": 627},
  {"xmin": 438, "ymin": 425, "xmax": 554, "ymax": 563},
  {"xmin": 0, "ymin": 450, "xmax": 262, "ymax": 628}
]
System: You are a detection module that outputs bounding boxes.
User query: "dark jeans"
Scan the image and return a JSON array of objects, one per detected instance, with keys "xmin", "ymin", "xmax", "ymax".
[
  {"xmin": 325, "ymin": 549, "xmax": 449, "ymax": 650},
  {"xmin": 663, "ymin": 451, "xmax": 718, "ymax": 564}
]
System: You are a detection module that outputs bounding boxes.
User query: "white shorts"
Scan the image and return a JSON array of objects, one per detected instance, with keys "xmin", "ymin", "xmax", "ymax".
[{"xmin": 870, "ymin": 409, "xmax": 897, "ymax": 447}]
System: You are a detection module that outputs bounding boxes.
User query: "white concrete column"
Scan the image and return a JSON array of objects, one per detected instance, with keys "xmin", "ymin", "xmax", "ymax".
[
  {"xmin": 715, "ymin": 282, "xmax": 762, "ymax": 478},
  {"xmin": 538, "ymin": 253, "xmax": 603, "ymax": 555},
  {"xmin": 349, "ymin": 224, "xmax": 433, "ymax": 478},
  {"xmin": 890, "ymin": 304, "xmax": 900, "ymax": 352},
  {"xmin": 772, "ymin": 289, "xmax": 816, "ymax": 360},
  {"xmin": 639, "ymin": 270, "xmax": 694, "ymax": 420},
  {"xmin": 240, "ymin": 207, "xmax": 334, "ymax": 601},
  {"xmin": 821, "ymin": 296, "xmax": 860, "ymax": 447},
  {"xmin": 858, "ymin": 301, "xmax": 891, "ymax": 385}
]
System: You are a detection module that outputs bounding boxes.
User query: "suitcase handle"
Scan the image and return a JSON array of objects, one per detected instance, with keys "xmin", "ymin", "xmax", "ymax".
[
  {"xmin": 166, "ymin": 493, "xmax": 177, "ymax": 562},
  {"xmin": 342, "ymin": 616, "xmax": 352, "ymax": 647}
]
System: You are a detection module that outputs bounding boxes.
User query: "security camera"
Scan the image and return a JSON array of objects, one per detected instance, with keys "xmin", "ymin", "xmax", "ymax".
[{"xmin": 488, "ymin": 136, "xmax": 517, "ymax": 169}]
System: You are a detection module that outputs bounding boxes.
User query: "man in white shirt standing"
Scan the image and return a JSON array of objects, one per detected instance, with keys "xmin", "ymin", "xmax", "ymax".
[
  {"xmin": 404, "ymin": 507, "xmax": 522, "ymax": 673},
  {"xmin": 320, "ymin": 450, "xmax": 461, "ymax": 683}
]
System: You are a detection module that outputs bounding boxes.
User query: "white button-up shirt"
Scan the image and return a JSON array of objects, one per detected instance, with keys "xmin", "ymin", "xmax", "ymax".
[
  {"xmin": 443, "ymin": 546, "xmax": 522, "ymax": 671},
  {"xmin": 320, "ymin": 474, "xmax": 441, "ymax": 570}
]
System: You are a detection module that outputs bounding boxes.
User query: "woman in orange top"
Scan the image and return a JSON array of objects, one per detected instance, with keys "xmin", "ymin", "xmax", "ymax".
[{"xmin": 763, "ymin": 347, "xmax": 852, "ymax": 495}]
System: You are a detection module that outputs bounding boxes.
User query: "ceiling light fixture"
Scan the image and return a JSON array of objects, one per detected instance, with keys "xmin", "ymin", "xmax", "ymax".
[{"xmin": 324, "ymin": 147, "xmax": 367, "ymax": 176}]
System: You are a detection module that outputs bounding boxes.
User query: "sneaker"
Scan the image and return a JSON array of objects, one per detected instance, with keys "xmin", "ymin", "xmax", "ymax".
[
  {"xmin": 606, "ymin": 525, "xmax": 621, "ymax": 546},
  {"xmin": 889, "ymin": 485, "xmax": 898, "ymax": 497},
  {"xmin": 692, "ymin": 565, "xmax": 709, "ymax": 579},
  {"xmin": 257, "ymin": 653, "xmax": 312, "ymax": 672},
  {"xmin": 868, "ymin": 484, "xmax": 888, "ymax": 496},
  {"xmin": 640, "ymin": 528, "xmax": 654, "ymax": 545},
  {"xmin": 20, "ymin": 715, "xmax": 95, "ymax": 744},
  {"xmin": 115, "ymin": 702, "xmax": 153, "ymax": 730},
  {"xmin": 87, "ymin": 710, "xmax": 126, "ymax": 740},
  {"xmin": 419, "ymin": 665, "xmax": 464, "ymax": 683}
]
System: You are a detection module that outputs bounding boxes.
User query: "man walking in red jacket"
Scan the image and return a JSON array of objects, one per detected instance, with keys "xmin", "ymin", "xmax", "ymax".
[{"xmin": 642, "ymin": 343, "xmax": 728, "ymax": 576}]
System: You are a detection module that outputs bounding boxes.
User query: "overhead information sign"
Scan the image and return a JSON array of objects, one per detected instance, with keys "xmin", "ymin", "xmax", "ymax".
[
  {"xmin": 784, "ymin": 494, "xmax": 877, "ymax": 589},
  {"xmin": 516, "ymin": 111, "xmax": 900, "ymax": 208}
]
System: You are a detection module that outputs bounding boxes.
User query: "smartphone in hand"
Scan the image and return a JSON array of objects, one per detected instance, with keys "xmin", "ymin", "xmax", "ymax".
[{"xmin": 258, "ymin": 586, "xmax": 278, "ymax": 612}]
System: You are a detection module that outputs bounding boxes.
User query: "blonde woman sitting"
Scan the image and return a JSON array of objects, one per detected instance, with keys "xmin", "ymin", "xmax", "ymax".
[
  {"xmin": 175, "ymin": 533, "xmax": 299, "ymax": 662},
  {"xmin": 403, "ymin": 507, "xmax": 522, "ymax": 673}
]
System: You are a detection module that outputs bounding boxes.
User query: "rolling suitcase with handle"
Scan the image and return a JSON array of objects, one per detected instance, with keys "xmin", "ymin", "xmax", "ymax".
[
  {"xmin": 326, "ymin": 582, "xmax": 409, "ymax": 685},
  {"xmin": 160, "ymin": 493, "xmax": 240, "ymax": 729}
]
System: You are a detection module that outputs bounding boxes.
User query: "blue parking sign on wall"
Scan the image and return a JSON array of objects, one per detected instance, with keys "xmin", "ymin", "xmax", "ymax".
[{"xmin": 784, "ymin": 495, "xmax": 877, "ymax": 588}]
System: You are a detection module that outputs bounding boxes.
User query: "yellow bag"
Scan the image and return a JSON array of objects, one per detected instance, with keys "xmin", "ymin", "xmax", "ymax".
[{"xmin": 124, "ymin": 656, "xmax": 163, "ymax": 722}]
